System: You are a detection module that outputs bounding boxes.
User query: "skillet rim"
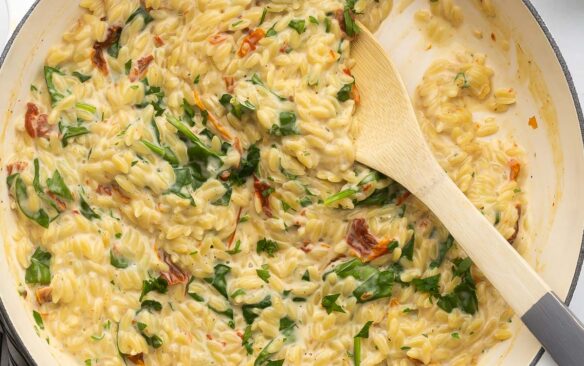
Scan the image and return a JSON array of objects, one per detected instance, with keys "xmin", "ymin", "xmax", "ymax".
[{"xmin": 0, "ymin": 0, "xmax": 582, "ymax": 365}]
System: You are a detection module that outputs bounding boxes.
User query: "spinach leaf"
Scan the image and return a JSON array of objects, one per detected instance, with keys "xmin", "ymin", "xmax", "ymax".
[
  {"xmin": 430, "ymin": 235, "xmax": 454, "ymax": 268},
  {"xmin": 110, "ymin": 250, "xmax": 130, "ymax": 269},
  {"xmin": 298, "ymin": 196, "xmax": 312, "ymax": 207},
  {"xmin": 167, "ymin": 116, "xmax": 222, "ymax": 158},
  {"xmin": 242, "ymin": 325, "xmax": 254, "ymax": 354},
  {"xmin": 208, "ymin": 305, "xmax": 235, "ymax": 328},
  {"xmin": 453, "ymin": 257, "xmax": 472, "ymax": 277},
  {"xmin": 279, "ymin": 316, "xmax": 296, "ymax": 338},
  {"xmin": 301, "ymin": 270, "xmax": 310, "ymax": 281},
  {"xmin": 353, "ymin": 321, "xmax": 373, "ymax": 366},
  {"xmin": 229, "ymin": 144, "xmax": 260, "ymax": 185},
  {"xmin": 343, "ymin": 6, "xmax": 360, "ymax": 37},
  {"xmin": 25, "ymin": 247, "xmax": 51, "ymax": 285},
  {"xmin": 44, "ymin": 66, "xmax": 65, "ymax": 106},
  {"xmin": 13, "ymin": 176, "xmax": 50, "ymax": 228},
  {"xmin": 354, "ymin": 187, "xmax": 392, "ymax": 207},
  {"xmin": 140, "ymin": 300, "xmax": 162, "ymax": 312},
  {"xmin": 136, "ymin": 323, "xmax": 163, "ymax": 349},
  {"xmin": 266, "ymin": 24, "xmax": 277, "ymax": 37},
  {"xmin": 387, "ymin": 240, "xmax": 399, "ymax": 252},
  {"xmin": 46, "ymin": 170, "xmax": 73, "ymax": 201},
  {"xmin": 321, "ymin": 293, "xmax": 345, "ymax": 314},
  {"xmin": 401, "ymin": 233, "xmax": 415, "ymax": 261},
  {"xmin": 248, "ymin": 74, "xmax": 286, "ymax": 100},
  {"xmin": 254, "ymin": 339, "xmax": 277, "ymax": 366},
  {"xmin": 33, "ymin": 310, "xmax": 44, "ymax": 330},
  {"xmin": 166, "ymin": 167, "xmax": 199, "ymax": 203},
  {"xmin": 211, "ymin": 183, "xmax": 232, "ymax": 206},
  {"xmin": 242, "ymin": 295, "xmax": 272, "ymax": 325},
  {"xmin": 145, "ymin": 122, "xmax": 159, "ymax": 147},
  {"xmin": 182, "ymin": 99, "xmax": 197, "ymax": 126},
  {"xmin": 125, "ymin": 60, "xmax": 132, "ymax": 75},
  {"xmin": 75, "ymin": 102, "xmax": 96, "ymax": 115},
  {"xmin": 141, "ymin": 140, "xmax": 179, "ymax": 166},
  {"xmin": 353, "ymin": 270, "xmax": 394, "ymax": 303},
  {"xmin": 72, "ymin": 71, "xmax": 91, "ymax": 83},
  {"xmin": 355, "ymin": 321, "xmax": 372, "ymax": 338},
  {"xmin": 288, "ymin": 19, "xmax": 306, "ymax": 34},
  {"xmin": 61, "ymin": 125, "xmax": 90, "ymax": 147},
  {"xmin": 337, "ymin": 83, "xmax": 353, "ymax": 102},
  {"xmin": 80, "ymin": 195, "xmax": 100, "ymax": 220},
  {"xmin": 186, "ymin": 276, "xmax": 204, "ymax": 302},
  {"xmin": 269, "ymin": 112, "xmax": 299, "ymax": 136},
  {"xmin": 219, "ymin": 94, "xmax": 256, "ymax": 119},
  {"xmin": 411, "ymin": 274, "xmax": 441, "ymax": 297},
  {"xmin": 437, "ymin": 258, "xmax": 478, "ymax": 314},
  {"xmin": 326, "ymin": 258, "xmax": 377, "ymax": 281},
  {"xmin": 136, "ymin": 80, "xmax": 165, "ymax": 116},
  {"xmin": 324, "ymin": 17, "xmax": 332, "ymax": 33},
  {"xmin": 256, "ymin": 264, "xmax": 270, "ymax": 283},
  {"xmin": 452, "ymin": 282, "xmax": 478, "ymax": 314},
  {"xmin": 309, "ymin": 16, "xmax": 319, "ymax": 25},
  {"xmin": 227, "ymin": 240, "xmax": 242, "ymax": 255},
  {"xmin": 324, "ymin": 188, "xmax": 357, "ymax": 206},
  {"xmin": 127, "ymin": 6, "xmax": 154, "ymax": 28},
  {"xmin": 259, "ymin": 8, "xmax": 268, "ymax": 25},
  {"xmin": 106, "ymin": 27, "xmax": 123, "ymax": 58},
  {"xmin": 140, "ymin": 276, "xmax": 168, "ymax": 301},
  {"xmin": 257, "ymin": 238, "xmax": 279, "ymax": 257},
  {"xmin": 204, "ymin": 264, "xmax": 231, "ymax": 299}
]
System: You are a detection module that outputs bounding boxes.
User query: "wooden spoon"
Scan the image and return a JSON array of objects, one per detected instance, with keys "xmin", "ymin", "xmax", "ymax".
[{"xmin": 351, "ymin": 22, "xmax": 584, "ymax": 365}]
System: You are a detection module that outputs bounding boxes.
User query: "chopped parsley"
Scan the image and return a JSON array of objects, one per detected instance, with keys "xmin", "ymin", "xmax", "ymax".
[{"xmin": 257, "ymin": 238, "xmax": 279, "ymax": 257}]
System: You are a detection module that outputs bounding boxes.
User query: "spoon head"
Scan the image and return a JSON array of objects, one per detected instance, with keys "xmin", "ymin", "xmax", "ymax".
[{"xmin": 351, "ymin": 22, "xmax": 435, "ymax": 189}]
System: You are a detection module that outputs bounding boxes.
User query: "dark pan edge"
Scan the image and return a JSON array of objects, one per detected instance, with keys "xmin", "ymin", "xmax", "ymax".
[
  {"xmin": 520, "ymin": 1, "xmax": 584, "ymax": 365},
  {"xmin": 0, "ymin": 1, "xmax": 583, "ymax": 366},
  {"xmin": 0, "ymin": 2, "xmax": 42, "ymax": 365}
]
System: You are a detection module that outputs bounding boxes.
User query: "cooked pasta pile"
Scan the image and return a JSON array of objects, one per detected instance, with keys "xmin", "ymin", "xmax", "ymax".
[{"xmin": 5, "ymin": 0, "xmax": 526, "ymax": 365}]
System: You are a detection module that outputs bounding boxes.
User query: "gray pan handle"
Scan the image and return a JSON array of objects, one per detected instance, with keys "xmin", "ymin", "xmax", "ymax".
[{"xmin": 522, "ymin": 292, "xmax": 584, "ymax": 366}]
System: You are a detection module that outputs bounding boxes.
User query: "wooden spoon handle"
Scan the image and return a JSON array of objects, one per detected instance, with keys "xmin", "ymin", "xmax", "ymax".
[
  {"xmin": 419, "ymin": 169, "xmax": 584, "ymax": 365},
  {"xmin": 522, "ymin": 292, "xmax": 584, "ymax": 366}
]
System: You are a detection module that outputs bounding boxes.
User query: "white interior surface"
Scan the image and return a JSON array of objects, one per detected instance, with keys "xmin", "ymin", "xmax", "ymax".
[{"xmin": 0, "ymin": 1, "xmax": 583, "ymax": 365}]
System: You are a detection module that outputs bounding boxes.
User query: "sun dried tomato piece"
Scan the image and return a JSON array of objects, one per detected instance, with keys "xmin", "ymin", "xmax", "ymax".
[
  {"xmin": 158, "ymin": 250, "xmax": 189, "ymax": 285},
  {"xmin": 396, "ymin": 191, "xmax": 411, "ymax": 206},
  {"xmin": 127, "ymin": 353, "xmax": 144, "ymax": 366},
  {"xmin": 253, "ymin": 176, "xmax": 272, "ymax": 217},
  {"xmin": 224, "ymin": 76, "xmax": 235, "ymax": 93},
  {"xmin": 35, "ymin": 286, "xmax": 52, "ymax": 304},
  {"xmin": 129, "ymin": 55, "xmax": 154, "ymax": 82},
  {"xmin": 47, "ymin": 191, "xmax": 67, "ymax": 211},
  {"xmin": 24, "ymin": 103, "xmax": 51, "ymax": 138},
  {"xmin": 154, "ymin": 35, "xmax": 164, "ymax": 47},
  {"xmin": 6, "ymin": 161, "xmax": 28, "ymax": 175},
  {"xmin": 91, "ymin": 49, "xmax": 108, "ymax": 75},
  {"xmin": 112, "ymin": 183, "xmax": 131, "ymax": 204},
  {"xmin": 238, "ymin": 28, "xmax": 265, "ymax": 57},
  {"xmin": 507, "ymin": 204, "xmax": 522, "ymax": 244},
  {"xmin": 508, "ymin": 159, "xmax": 521, "ymax": 181},
  {"xmin": 95, "ymin": 26, "xmax": 122, "ymax": 49},
  {"xmin": 96, "ymin": 184, "xmax": 113, "ymax": 196},
  {"xmin": 347, "ymin": 218, "xmax": 378, "ymax": 257},
  {"xmin": 91, "ymin": 26, "xmax": 122, "ymax": 75}
]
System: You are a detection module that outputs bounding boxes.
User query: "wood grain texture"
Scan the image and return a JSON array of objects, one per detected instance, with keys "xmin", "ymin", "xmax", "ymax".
[{"xmin": 351, "ymin": 22, "xmax": 549, "ymax": 316}]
